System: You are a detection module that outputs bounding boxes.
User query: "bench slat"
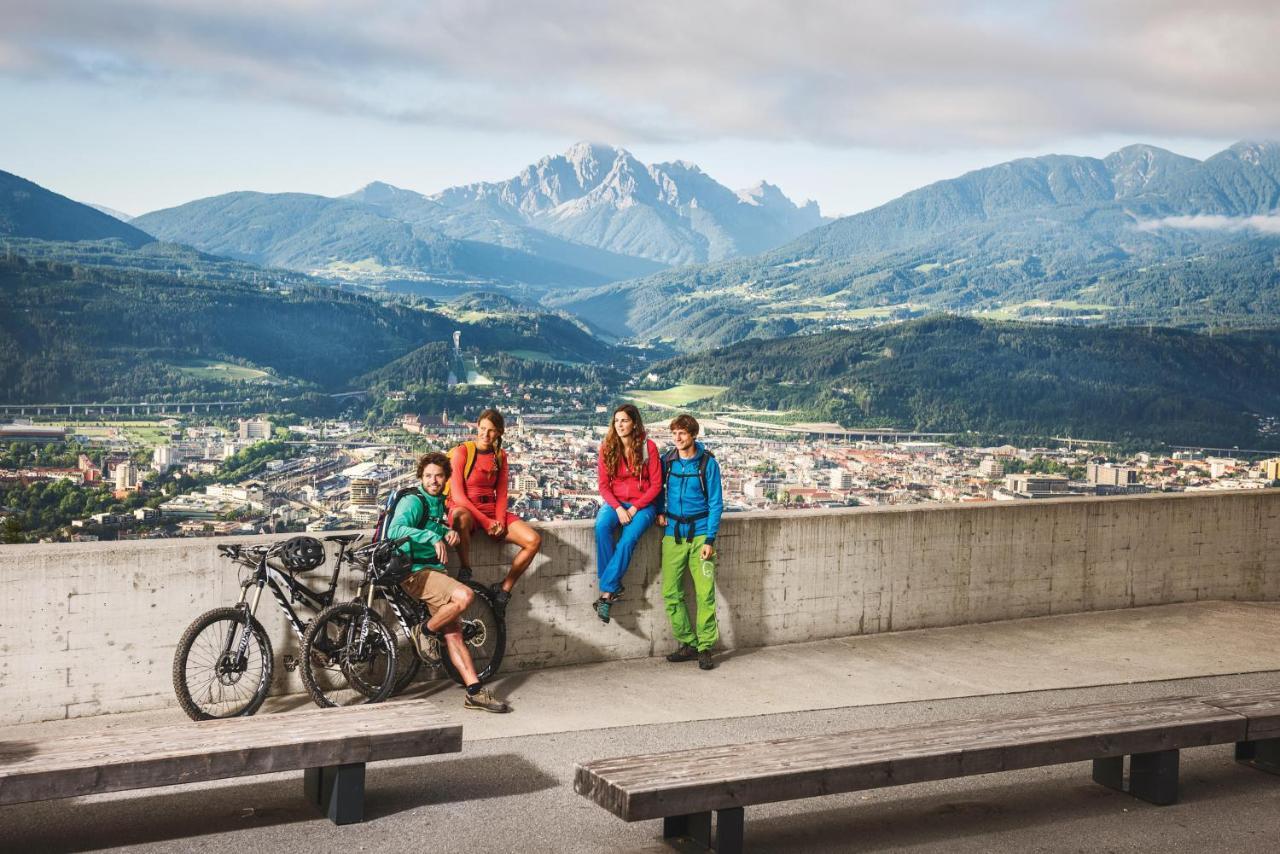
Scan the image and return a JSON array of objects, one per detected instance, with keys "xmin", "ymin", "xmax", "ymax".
[
  {"xmin": 1201, "ymin": 689, "xmax": 1280, "ymax": 740},
  {"xmin": 0, "ymin": 702, "xmax": 462, "ymax": 806},
  {"xmin": 575, "ymin": 696, "xmax": 1247, "ymax": 821}
]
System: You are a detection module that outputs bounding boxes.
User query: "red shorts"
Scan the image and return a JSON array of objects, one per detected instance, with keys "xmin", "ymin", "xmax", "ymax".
[{"xmin": 448, "ymin": 505, "xmax": 521, "ymax": 537}]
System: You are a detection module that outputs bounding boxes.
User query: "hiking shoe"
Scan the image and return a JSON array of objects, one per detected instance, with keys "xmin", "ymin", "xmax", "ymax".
[
  {"xmin": 456, "ymin": 566, "xmax": 473, "ymax": 583},
  {"xmin": 410, "ymin": 622, "xmax": 441, "ymax": 663},
  {"xmin": 666, "ymin": 644, "xmax": 698, "ymax": 663},
  {"xmin": 593, "ymin": 597, "xmax": 612, "ymax": 624},
  {"xmin": 490, "ymin": 584, "xmax": 511, "ymax": 614},
  {"xmin": 464, "ymin": 688, "xmax": 510, "ymax": 713},
  {"xmin": 698, "ymin": 651, "xmax": 716, "ymax": 671}
]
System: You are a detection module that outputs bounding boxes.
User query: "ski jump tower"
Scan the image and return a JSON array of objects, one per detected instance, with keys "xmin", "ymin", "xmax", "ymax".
[{"xmin": 448, "ymin": 330, "xmax": 465, "ymax": 386}]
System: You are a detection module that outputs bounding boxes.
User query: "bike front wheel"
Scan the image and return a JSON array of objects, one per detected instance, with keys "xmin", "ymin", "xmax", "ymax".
[
  {"xmin": 437, "ymin": 582, "xmax": 506, "ymax": 686},
  {"xmin": 370, "ymin": 590, "xmax": 423, "ymax": 696},
  {"xmin": 172, "ymin": 606, "xmax": 274, "ymax": 721},
  {"xmin": 301, "ymin": 602, "xmax": 397, "ymax": 708}
]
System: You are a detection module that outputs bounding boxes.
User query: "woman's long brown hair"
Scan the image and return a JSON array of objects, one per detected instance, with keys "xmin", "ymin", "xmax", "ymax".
[
  {"xmin": 601, "ymin": 404, "xmax": 646, "ymax": 479},
  {"xmin": 477, "ymin": 408, "xmax": 505, "ymax": 454}
]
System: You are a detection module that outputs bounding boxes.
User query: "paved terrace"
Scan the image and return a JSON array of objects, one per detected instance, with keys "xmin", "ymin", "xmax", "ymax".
[
  {"xmin": 2, "ymin": 491, "xmax": 1279, "ymax": 850},
  {"xmin": 3, "ymin": 602, "xmax": 1280, "ymax": 852}
]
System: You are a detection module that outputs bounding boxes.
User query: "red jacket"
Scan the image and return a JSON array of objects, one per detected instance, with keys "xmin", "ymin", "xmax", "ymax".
[
  {"xmin": 447, "ymin": 443, "xmax": 508, "ymax": 530},
  {"xmin": 598, "ymin": 438, "xmax": 661, "ymax": 510}
]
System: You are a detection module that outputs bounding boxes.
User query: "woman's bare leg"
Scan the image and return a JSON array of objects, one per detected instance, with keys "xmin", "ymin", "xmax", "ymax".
[
  {"xmin": 498, "ymin": 518, "xmax": 542, "ymax": 593},
  {"xmin": 451, "ymin": 508, "xmax": 474, "ymax": 571}
]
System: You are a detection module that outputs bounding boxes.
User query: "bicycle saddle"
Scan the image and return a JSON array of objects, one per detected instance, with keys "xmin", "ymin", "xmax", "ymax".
[{"xmin": 323, "ymin": 534, "xmax": 363, "ymax": 545}]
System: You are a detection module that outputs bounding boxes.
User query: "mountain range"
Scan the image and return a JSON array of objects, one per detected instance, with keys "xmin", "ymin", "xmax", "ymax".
[
  {"xmin": 128, "ymin": 143, "xmax": 823, "ymax": 288},
  {"xmin": 420, "ymin": 142, "xmax": 824, "ymax": 266},
  {"xmin": 551, "ymin": 141, "xmax": 1280, "ymax": 347},
  {"xmin": 132, "ymin": 191, "xmax": 617, "ymax": 289},
  {"xmin": 1, "ymin": 170, "xmax": 152, "ymax": 248}
]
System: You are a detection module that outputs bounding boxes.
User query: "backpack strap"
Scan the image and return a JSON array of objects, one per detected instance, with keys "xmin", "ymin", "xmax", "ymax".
[
  {"xmin": 443, "ymin": 441, "xmax": 477, "ymax": 497},
  {"xmin": 661, "ymin": 448, "xmax": 678, "ymax": 501},
  {"xmin": 697, "ymin": 451, "xmax": 714, "ymax": 498}
]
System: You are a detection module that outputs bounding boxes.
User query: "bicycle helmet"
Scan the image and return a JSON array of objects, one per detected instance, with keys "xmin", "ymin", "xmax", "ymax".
[{"xmin": 279, "ymin": 536, "xmax": 326, "ymax": 572}]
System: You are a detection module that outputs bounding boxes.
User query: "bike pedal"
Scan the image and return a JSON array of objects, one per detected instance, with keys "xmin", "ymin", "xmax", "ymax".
[{"xmin": 282, "ymin": 654, "xmax": 299, "ymax": 672}]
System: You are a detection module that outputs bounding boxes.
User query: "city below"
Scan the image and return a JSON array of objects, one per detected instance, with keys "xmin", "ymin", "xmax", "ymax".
[{"xmin": 3, "ymin": 401, "xmax": 1278, "ymax": 543}]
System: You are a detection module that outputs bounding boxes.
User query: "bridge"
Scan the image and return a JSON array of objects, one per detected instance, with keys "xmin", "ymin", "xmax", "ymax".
[
  {"xmin": 0, "ymin": 400, "xmax": 251, "ymax": 417},
  {"xmin": 714, "ymin": 415, "xmax": 954, "ymax": 441}
]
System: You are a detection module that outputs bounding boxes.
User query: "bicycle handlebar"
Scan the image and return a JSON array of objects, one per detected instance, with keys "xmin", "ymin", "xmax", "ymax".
[{"xmin": 216, "ymin": 542, "xmax": 283, "ymax": 562}]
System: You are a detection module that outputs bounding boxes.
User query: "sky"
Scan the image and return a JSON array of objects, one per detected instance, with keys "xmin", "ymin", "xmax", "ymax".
[{"xmin": 2, "ymin": 0, "xmax": 1277, "ymax": 218}]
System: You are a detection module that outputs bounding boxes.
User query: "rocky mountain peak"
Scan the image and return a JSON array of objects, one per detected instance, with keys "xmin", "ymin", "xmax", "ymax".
[{"xmin": 1103, "ymin": 144, "xmax": 1199, "ymax": 198}]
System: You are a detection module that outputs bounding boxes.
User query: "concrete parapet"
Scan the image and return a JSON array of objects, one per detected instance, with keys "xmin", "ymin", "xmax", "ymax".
[{"xmin": 2, "ymin": 490, "xmax": 1278, "ymax": 724}]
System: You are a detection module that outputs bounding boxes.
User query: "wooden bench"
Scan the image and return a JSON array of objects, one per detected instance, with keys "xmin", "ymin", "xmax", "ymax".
[
  {"xmin": 575, "ymin": 690, "xmax": 1280, "ymax": 853},
  {"xmin": 0, "ymin": 701, "xmax": 461, "ymax": 825}
]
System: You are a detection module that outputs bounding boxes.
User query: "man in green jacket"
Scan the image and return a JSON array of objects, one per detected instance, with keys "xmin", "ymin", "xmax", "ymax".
[{"xmin": 389, "ymin": 451, "xmax": 509, "ymax": 712}]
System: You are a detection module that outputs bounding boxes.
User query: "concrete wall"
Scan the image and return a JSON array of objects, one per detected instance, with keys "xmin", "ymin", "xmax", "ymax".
[{"xmin": 2, "ymin": 490, "xmax": 1278, "ymax": 725}]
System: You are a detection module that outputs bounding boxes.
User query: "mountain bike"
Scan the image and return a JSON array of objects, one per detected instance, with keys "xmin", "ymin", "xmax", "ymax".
[{"xmin": 171, "ymin": 534, "xmax": 397, "ymax": 720}]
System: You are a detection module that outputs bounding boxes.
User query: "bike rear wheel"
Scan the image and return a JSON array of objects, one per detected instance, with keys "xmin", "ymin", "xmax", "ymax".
[
  {"xmin": 172, "ymin": 606, "xmax": 274, "ymax": 721},
  {"xmin": 437, "ymin": 582, "xmax": 506, "ymax": 686},
  {"xmin": 301, "ymin": 602, "xmax": 397, "ymax": 708}
]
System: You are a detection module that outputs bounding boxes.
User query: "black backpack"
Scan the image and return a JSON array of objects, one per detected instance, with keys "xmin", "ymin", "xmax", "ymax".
[
  {"xmin": 371, "ymin": 486, "xmax": 423, "ymax": 543},
  {"xmin": 661, "ymin": 448, "xmax": 714, "ymax": 499}
]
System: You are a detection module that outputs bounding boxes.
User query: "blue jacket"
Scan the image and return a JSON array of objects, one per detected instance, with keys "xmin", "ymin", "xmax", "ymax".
[{"xmin": 661, "ymin": 442, "xmax": 723, "ymax": 543}]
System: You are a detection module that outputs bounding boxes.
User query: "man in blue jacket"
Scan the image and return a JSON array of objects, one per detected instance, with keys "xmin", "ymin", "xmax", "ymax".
[{"xmin": 657, "ymin": 413, "xmax": 724, "ymax": 670}]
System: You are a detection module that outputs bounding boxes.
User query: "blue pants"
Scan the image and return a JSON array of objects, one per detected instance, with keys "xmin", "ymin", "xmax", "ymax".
[{"xmin": 594, "ymin": 502, "xmax": 656, "ymax": 595}]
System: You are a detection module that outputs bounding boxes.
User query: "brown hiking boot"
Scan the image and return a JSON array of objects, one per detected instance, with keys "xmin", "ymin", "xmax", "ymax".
[
  {"xmin": 666, "ymin": 644, "xmax": 698, "ymax": 663},
  {"xmin": 698, "ymin": 650, "xmax": 716, "ymax": 671},
  {"xmin": 410, "ymin": 622, "xmax": 441, "ymax": 663},
  {"xmin": 464, "ymin": 687, "xmax": 510, "ymax": 713}
]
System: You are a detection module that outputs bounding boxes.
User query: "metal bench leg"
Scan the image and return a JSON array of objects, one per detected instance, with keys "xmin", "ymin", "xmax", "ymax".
[
  {"xmin": 1129, "ymin": 749, "xmax": 1179, "ymax": 806},
  {"xmin": 663, "ymin": 812, "xmax": 712, "ymax": 849},
  {"xmin": 1236, "ymin": 738, "xmax": 1280, "ymax": 774},
  {"xmin": 1092, "ymin": 751, "xmax": 1179, "ymax": 806},
  {"xmin": 716, "ymin": 807, "xmax": 744, "ymax": 854},
  {"xmin": 304, "ymin": 763, "xmax": 366, "ymax": 825},
  {"xmin": 1092, "ymin": 755, "xmax": 1124, "ymax": 792},
  {"xmin": 662, "ymin": 809, "xmax": 742, "ymax": 853}
]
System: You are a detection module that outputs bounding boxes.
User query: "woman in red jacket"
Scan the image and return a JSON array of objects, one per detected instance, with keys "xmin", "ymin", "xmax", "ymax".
[
  {"xmin": 447, "ymin": 409, "xmax": 542, "ymax": 614},
  {"xmin": 593, "ymin": 403, "xmax": 661, "ymax": 623}
]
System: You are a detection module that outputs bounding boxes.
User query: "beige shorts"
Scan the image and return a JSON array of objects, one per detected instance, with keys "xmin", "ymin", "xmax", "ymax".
[{"xmin": 400, "ymin": 569, "xmax": 463, "ymax": 614}]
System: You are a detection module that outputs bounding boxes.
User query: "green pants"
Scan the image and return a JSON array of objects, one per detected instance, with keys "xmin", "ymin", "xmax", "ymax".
[{"xmin": 661, "ymin": 535, "xmax": 718, "ymax": 652}]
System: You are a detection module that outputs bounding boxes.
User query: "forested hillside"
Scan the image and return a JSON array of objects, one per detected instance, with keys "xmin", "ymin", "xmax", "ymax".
[
  {"xmin": 652, "ymin": 315, "xmax": 1280, "ymax": 447},
  {"xmin": 1, "ymin": 170, "xmax": 154, "ymax": 247},
  {"xmin": 0, "ymin": 252, "xmax": 623, "ymax": 402}
]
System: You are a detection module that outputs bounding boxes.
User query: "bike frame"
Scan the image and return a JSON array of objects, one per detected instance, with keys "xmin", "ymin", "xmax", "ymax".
[{"xmin": 221, "ymin": 539, "xmax": 357, "ymax": 666}]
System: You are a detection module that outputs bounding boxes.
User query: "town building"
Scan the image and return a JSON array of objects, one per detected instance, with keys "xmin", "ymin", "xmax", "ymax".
[
  {"xmin": 1004, "ymin": 473, "xmax": 1071, "ymax": 499},
  {"xmin": 349, "ymin": 478, "xmax": 379, "ymax": 506},
  {"xmin": 237, "ymin": 418, "xmax": 273, "ymax": 442},
  {"xmin": 978, "ymin": 458, "xmax": 1005, "ymax": 479},
  {"xmin": 1087, "ymin": 464, "xmax": 1139, "ymax": 487}
]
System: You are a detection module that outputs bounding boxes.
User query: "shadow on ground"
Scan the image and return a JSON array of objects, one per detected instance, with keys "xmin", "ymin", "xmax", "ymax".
[{"xmin": 0, "ymin": 752, "xmax": 556, "ymax": 853}]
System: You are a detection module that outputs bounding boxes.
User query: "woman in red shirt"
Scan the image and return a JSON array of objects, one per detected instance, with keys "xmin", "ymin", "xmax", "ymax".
[
  {"xmin": 448, "ymin": 409, "xmax": 542, "ymax": 614},
  {"xmin": 593, "ymin": 403, "xmax": 661, "ymax": 623}
]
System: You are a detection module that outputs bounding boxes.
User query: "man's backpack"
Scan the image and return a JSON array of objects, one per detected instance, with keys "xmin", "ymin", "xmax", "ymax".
[
  {"xmin": 442, "ymin": 440, "xmax": 506, "ymax": 497},
  {"xmin": 661, "ymin": 448, "xmax": 714, "ymax": 500},
  {"xmin": 371, "ymin": 486, "xmax": 422, "ymax": 543}
]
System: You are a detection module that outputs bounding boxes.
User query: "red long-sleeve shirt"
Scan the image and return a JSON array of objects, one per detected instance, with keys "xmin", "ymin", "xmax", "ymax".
[
  {"xmin": 598, "ymin": 438, "xmax": 661, "ymax": 510},
  {"xmin": 447, "ymin": 443, "xmax": 508, "ymax": 530}
]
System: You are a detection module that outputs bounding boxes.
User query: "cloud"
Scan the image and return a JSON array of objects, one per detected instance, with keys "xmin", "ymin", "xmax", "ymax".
[
  {"xmin": 2, "ymin": 0, "xmax": 1280, "ymax": 148},
  {"xmin": 1137, "ymin": 214, "xmax": 1280, "ymax": 234}
]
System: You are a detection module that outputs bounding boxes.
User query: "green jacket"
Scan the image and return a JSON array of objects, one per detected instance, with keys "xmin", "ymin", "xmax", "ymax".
[{"xmin": 387, "ymin": 487, "xmax": 451, "ymax": 572}]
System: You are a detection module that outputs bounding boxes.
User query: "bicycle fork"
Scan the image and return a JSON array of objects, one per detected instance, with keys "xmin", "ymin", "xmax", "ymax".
[{"xmin": 225, "ymin": 578, "xmax": 266, "ymax": 669}]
